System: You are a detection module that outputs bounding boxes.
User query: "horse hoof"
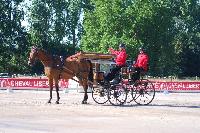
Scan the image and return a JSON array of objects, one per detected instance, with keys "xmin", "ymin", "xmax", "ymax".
[
  {"xmin": 55, "ymin": 101, "xmax": 59, "ymax": 104},
  {"xmin": 82, "ymin": 101, "xmax": 87, "ymax": 104},
  {"xmin": 47, "ymin": 101, "xmax": 51, "ymax": 104}
]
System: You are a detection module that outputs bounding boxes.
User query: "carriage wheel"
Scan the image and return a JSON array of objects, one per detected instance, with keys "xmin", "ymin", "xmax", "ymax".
[
  {"xmin": 126, "ymin": 85, "xmax": 136, "ymax": 103},
  {"xmin": 107, "ymin": 84, "xmax": 127, "ymax": 106},
  {"xmin": 133, "ymin": 79, "xmax": 155, "ymax": 105},
  {"xmin": 91, "ymin": 85, "xmax": 108, "ymax": 104}
]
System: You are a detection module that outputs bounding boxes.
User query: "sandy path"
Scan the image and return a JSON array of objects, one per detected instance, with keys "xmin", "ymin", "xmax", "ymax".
[{"xmin": 0, "ymin": 90, "xmax": 200, "ymax": 133}]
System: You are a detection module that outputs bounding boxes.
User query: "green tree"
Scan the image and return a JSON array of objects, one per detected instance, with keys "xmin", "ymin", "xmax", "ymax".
[
  {"xmin": 81, "ymin": 0, "xmax": 200, "ymax": 77},
  {"xmin": 29, "ymin": 0, "xmax": 88, "ymax": 54},
  {"xmin": 81, "ymin": 0, "xmax": 138, "ymax": 55},
  {"xmin": 172, "ymin": 0, "xmax": 200, "ymax": 76},
  {"xmin": 0, "ymin": 0, "xmax": 30, "ymax": 74}
]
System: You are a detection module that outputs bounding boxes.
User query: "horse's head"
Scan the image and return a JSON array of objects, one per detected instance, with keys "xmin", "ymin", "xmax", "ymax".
[{"xmin": 28, "ymin": 46, "xmax": 38, "ymax": 66}]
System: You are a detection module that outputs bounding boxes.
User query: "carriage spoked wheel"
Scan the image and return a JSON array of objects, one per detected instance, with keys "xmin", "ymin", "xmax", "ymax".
[
  {"xmin": 91, "ymin": 85, "xmax": 108, "ymax": 104},
  {"xmin": 107, "ymin": 84, "xmax": 127, "ymax": 106},
  {"xmin": 133, "ymin": 79, "xmax": 155, "ymax": 105},
  {"xmin": 125, "ymin": 84, "xmax": 137, "ymax": 104}
]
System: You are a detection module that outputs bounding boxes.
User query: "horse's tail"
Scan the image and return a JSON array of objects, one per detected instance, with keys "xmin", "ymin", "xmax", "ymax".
[{"xmin": 87, "ymin": 60, "xmax": 93, "ymax": 82}]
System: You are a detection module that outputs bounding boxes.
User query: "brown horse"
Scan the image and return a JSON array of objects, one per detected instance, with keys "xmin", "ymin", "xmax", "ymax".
[{"xmin": 28, "ymin": 46, "xmax": 93, "ymax": 104}]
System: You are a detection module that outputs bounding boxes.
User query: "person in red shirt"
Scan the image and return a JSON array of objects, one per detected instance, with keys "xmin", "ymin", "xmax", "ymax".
[
  {"xmin": 104, "ymin": 43, "xmax": 127, "ymax": 84},
  {"xmin": 132, "ymin": 47, "xmax": 149, "ymax": 82}
]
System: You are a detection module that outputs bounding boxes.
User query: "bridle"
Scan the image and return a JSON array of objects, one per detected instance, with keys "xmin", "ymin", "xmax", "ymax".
[
  {"xmin": 29, "ymin": 47, "xmax": 57, "ymax": 65},
  {"xmin": 28, "ymin": 47, "xmax": 39, "ymax": 65}
]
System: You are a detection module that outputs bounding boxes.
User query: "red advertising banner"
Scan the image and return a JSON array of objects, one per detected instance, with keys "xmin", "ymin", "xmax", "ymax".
[
  {"xmin": 0, "ymin": 78, "xmax": 69, "ymax": 90},
  {"xmin": 153, "ymin": 81, "xmax": 200, "ymax": 91},
  {"xmin": 0, "ymin": 78, "xmax": 200, "ymax": 91}
]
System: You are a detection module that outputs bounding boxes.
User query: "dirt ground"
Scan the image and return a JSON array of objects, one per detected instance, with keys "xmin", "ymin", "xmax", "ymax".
[{"xmin": 0, "ymin": 90, "xmax": 200, "ymax": 133}]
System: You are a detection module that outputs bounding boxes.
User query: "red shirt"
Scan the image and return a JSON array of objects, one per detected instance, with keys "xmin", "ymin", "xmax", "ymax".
[
  {"xmin": 109, "ymin": 48, "xmax": 127, "ymax": 66},
  {"xmin": 134, "ymin": 53, "xmax": 149, "ymax": 71}
]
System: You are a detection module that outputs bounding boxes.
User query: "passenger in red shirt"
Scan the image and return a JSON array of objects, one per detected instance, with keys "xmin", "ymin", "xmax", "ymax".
[
  {"xmin": 132, "ymin": 47, "xmax": 149, "ymax": 82},
  {"xmin": 104, "ymin": 43, "xmax": 127, "ymax": 84}
]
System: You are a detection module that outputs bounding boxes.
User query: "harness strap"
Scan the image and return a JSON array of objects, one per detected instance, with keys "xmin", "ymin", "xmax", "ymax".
[
  {"xmin": 71, "ymin": 77, "xmax": 80, "ymax": 83},
  {"xmin": 63, "ymin": 66, "xmax": 93, "ymax": 84},
  {"xmin": 62, "ymin": 66, "xmax": 89, "ymax": 83}
]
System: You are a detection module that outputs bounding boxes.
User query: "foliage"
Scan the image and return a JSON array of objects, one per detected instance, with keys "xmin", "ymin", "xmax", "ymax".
[
  {"xmin": 0, "ymin": 0, "xmax": 199, "ymax": 77},
  {"xmin": 0, "ymin": 0, "xmax": 30, "ymax": 74},
  {"xmin": 81, "ymin": 0, "xmax": 200, "ymax": 77}
]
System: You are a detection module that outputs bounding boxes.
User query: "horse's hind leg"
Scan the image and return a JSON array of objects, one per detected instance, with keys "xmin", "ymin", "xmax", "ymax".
[
  {"xmin": 48, "ymin": 78, "xmax": 53, "ymax": 103},
  {"xmin": 55, "ymin": 80, "xmax": 60, "ymax": 104},
  {"xmin": 82, "ymin": 85, "xmax": 88, "ymax": 104}
]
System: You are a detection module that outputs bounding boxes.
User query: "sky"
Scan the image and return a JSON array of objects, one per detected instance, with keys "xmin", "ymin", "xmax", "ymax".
[{"xmin": 21, "ymin": 0, "xmax": 32, "ymax": 28}]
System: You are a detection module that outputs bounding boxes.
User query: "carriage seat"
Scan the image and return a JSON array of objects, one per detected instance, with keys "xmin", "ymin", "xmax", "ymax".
[{"xmin": 120, "ymin": 66, "xmax": 148, "ymax": 80}]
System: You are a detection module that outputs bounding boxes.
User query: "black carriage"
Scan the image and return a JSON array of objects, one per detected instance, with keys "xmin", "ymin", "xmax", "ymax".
[{"xmin": 78, "ymin": 52, "xmax": 155, "ymax": 106}]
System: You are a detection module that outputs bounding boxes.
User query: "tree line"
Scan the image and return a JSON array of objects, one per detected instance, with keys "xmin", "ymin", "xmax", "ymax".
[{"xmin": 0, "ymin": 0, "xmax": 199, "ymax": 77}]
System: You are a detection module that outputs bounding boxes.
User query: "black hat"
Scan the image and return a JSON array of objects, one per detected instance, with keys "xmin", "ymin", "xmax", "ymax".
[
  {"xmin": 119, "ymin": 43, "xmax": 125, "ymax": 48},
  {"xmin": 139, "ymin": 47, "xmax": 143, "ymax": 51},
  {"xmin": 139, "ymin": 47, "xmax": 147, "ymax": 52}
]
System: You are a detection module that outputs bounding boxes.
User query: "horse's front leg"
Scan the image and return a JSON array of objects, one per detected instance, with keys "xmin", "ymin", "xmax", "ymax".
[
  {"xmin": 55, "ymin": 81, "xmax": 60, "ymax": 104},
  {"xmin": 82, "ymin": 84, "xmax": 88, "ymax": 104},
  {"xmin": 48, "ymin": 79, "xmax": 53, "ymax": 103}
]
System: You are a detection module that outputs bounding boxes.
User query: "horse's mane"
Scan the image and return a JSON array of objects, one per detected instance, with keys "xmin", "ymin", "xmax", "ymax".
[{"xmin": 33, "ymin": 46, "xmax": 61, "ymax": 58}]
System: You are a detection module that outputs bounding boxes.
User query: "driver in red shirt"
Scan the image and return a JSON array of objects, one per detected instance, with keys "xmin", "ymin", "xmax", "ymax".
[
  {"xmin": 104, "ymin": 43, "xmax": 127, "ymax": 85},
  {"xmin": 132, "ymin": 47, "xmax": 149, "ymax": 82}
]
